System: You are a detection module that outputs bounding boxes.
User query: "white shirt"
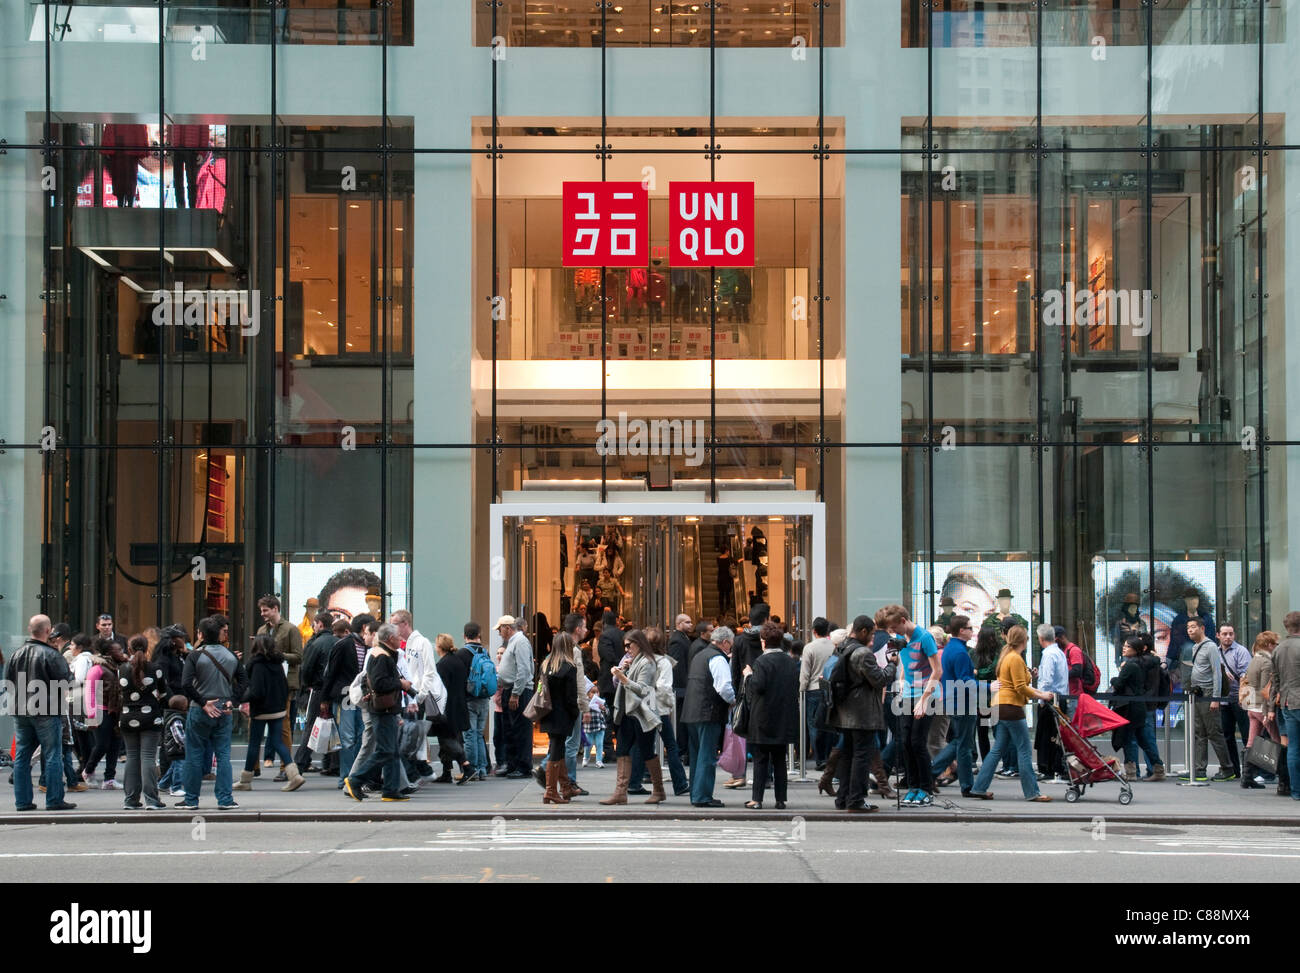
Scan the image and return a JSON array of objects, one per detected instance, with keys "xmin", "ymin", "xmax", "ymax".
[
  {"xmin": 71, "ymin": 652, "xmax": 94, "ymax": 683},
  {"xmin": 707, "ymin": 654, "xmax": 736, "ymax": 704},
  {"xmin": 404, "ymin": 630, "xmax": 446, "ymax": 712}
]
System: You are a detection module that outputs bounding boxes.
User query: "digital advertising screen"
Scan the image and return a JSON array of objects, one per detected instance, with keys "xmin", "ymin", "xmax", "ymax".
[
  {"xmin": 278, "ymin": 561, "xmax": 411, "ymax": 627},
  {"xmin": 911, "ymin": 559, "xmax": 1049, "ymax": 633}
]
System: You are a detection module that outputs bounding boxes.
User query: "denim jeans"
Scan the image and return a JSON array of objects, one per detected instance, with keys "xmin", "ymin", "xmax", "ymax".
[
  {"xmin": 1124, "ymin": 712, "xmax": 1164, "ymax": 772},
  {"xmin": 1281, "ymin": 708, "xmax": 1300, "ymax": 799},
  {"xmin": 181, "ymin": 706, "xmax": 233, "ymax": 807},
  {"xmin": 686, "ymin": 721, "xmax": 722, "ymax": 804},
  {"xmin": 347, "ymin": 710, "xmax": 400, "ymax": 797},
  {"xmin": 463, "ymin": 697, "xmax": 490, "ymax": 775},
  {"xmin": 334, "ymin": 702, "xmax": 363, "ymax": 789},
  {"xmin": 658, "ymin": 715, "xmax": 690, "ymax": 793},
  {"xmin": 930, "ymin": 713, "xmax": 977, "ymax": 792},
  {"xmin": 972, "ymin": 718, "xmax": 1039, "ymax": 798},
  {"xmin": 14, "ymin": 715, "xmax": 64, "ymax": 809},
  {"xmin": 245, "ymin": 717, "xmax": 292, "ymax": 772},
  {"xmin": 806, "ymin": 691, "xmax": 832, "ymax": 764}
]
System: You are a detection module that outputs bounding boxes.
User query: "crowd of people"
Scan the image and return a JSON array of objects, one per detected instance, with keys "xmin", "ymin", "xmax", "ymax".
[{"xmin": 5, "ymin": 597, "xmax": 1300, "ymax": 812}]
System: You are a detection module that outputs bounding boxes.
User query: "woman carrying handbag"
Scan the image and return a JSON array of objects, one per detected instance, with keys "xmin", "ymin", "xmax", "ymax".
[
  {"xmin": 600, "ymin": 629, "xmax": 663, "ymax": 804},
  {"xmin": 538, "ymin": 633, "xmax": 581, "ymax": 804}
]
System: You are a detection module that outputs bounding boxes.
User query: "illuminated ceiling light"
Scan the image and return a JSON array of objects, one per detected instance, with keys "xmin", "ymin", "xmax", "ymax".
[
  {"xmin": 346, "ymin": 341, "xmax": 354, "ymax": 347},
  {"xmin": 684, "ymin": 515, "xmax": 700, "ymax": 522},
  {"xmin": 618, "ymin": 516, "xmax": 634, "ymax": 523},
  {"xmin": 349, "ymin": 203, "xmax": 360, "ymax": 209}
]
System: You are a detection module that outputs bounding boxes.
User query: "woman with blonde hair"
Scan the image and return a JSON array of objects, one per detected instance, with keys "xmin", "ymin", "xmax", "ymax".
[
  {"xmin": 967, "ymin": 626, "xmax": 1054, "ymax": 801},
  {"xmin": 539, "ymin": 632, "xmax": 581, "ymax": 804},
  {"xmin": 1240, "ymin": 630, "xmax": 1281, "ymax": 789}
]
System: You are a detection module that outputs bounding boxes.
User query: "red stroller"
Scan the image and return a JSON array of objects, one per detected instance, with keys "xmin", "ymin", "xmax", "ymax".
[{"xmin": 1055, "ymin": 694, "xmax": 1134, "ymax": 805}]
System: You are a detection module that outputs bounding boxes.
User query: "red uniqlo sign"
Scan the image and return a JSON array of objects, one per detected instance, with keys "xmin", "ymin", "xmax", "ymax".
[
  {"xmin": 561, "ymin": 182, "xmax": 649, "ymax": 267},
  {"xmin": 669, "ymin": 181, "xmax": 754, "ymax": 267}
]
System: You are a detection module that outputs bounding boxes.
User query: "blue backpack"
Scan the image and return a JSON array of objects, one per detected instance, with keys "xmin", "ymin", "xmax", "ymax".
[{"xmin": 467, "ymin": 646, "xmax": 498, "ymax": 699}]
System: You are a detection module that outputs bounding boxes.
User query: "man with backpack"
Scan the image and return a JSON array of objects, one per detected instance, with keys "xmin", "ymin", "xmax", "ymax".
[
  {"xmin": 461, "ymin": 622, "xmax": 496, "ymax": 781},
  {"xmin": 177, "ymin": 615, "xmax": 247, "ymax": 810},
  {"xmin": 826, "ymin": 615, "xmax": 897, "ymax": 812},
  {"xmin": 1058, "ymin": 626, "xmax": 1099, "ymax": 714},
  {"xmin": 322, "ymin": 613, "xmax": 375, "ymax": 790}
]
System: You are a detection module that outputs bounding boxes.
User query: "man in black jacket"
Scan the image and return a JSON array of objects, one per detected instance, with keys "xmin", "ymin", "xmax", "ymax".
[
  {"xmin": 725, "ymin": 602, "xmax": 769, "ymax": 787},
  {"xmin": 293, "ymin": 611, "xmax": 339, "ymax": 773},
  {"xmin": 596, "ymin": 609, "xmax": 623, "ymax": 761},
  {"xmin": 5, "ymin": 615, "xmax": 77, "ymax": 811},
  {"xmin": 322, "ymin": 613, "xmax": 375, "ymax": 790},
  {"xmin": 343, "ymin": 622, "xmax": 409, "ymax": 801},
  {"xmin": 667, "ymin": 614, "xmax": 694, "ymax": 749}
]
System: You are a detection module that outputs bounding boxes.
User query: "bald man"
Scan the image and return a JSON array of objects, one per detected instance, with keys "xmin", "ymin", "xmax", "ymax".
[
  {"xmin": 667, "ymin": 614, "xmax": 695, "ymax": 749},
  {"xmin": 4, "ymin": 616, "xmax": 77, "ymax": 810}
]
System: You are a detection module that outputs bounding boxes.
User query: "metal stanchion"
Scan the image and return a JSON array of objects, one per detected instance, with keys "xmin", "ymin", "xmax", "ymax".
[
  {"xmin": 795, "ymin": 690, "xmax": 808, "ymax": 781},
  {"xmin": 1178, "ymin": 687, "xmax": 1208, "ymax": 786},
  {"xmin": 1162, "ymin": 697, "xmax": 1171, "ymax": 769}
]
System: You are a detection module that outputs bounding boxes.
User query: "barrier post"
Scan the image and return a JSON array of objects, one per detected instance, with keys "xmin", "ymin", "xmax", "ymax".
[
  {"xmin": 1178, "ymin": 686, "xmax": 1208, "ymax": 786},
  {"xmin": 796, "ymin": 690, "xmax": 808, "ymax": 781}
]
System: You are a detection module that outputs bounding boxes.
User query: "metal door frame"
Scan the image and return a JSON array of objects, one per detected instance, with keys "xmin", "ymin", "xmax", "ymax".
[{"xmin": 490, "ymin": 500, "xmax": 826, "ymax": 653}]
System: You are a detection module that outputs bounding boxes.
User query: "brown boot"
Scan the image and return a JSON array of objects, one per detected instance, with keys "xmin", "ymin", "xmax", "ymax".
[
  {"xmin": 600, "ymin": 757, "xmax": 630, "ymax": 805},
  {"xmin": 1123, "ymin": 761, "xmax": 1138, "ymax": 780},
  {"xmin": 543, "ymin": 763, "xmax": 569, "ymax": 804},
  {"xmin": 871, "ymin": 755, "xmax": 898, "ymax": 799},
  {"xmin": 1150, "ymin": 765, "xmax": 1166, "ymax": 782},
  {"xmin": 818, "ymin": 748, "xmax": 841, "ymax": 796},
  {"xmin": 558, "ymin": 764, "xmax": 581, "ymax": 800},
  {"xmin": 645, "ymin": 755, "xmax": 667, "ymax": 804}
]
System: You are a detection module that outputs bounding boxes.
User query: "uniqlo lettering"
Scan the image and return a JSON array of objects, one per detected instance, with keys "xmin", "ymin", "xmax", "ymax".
[
  {"xmin": 670, "ymin": 181, "xmax": 755, "ymax": 267},
  {"xmin": 562, "ymin": 182, "xmax": 649, "ymax": 267}
]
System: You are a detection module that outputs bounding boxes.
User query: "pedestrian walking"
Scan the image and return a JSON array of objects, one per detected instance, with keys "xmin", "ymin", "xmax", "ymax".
[
  {"xmin": 826, "ymin": 615, "xmax": 896, "ymax": 812},
  {"xmin": 178, "ymin": 615, "xmax": 246, "ymax": 809},
  {"xmin": 118, "ymin": 634, "xmax": 167, "ymax": 809},
  {"xmin": 967, "ymin": 626, "xmax": 1055, "ymax": 802},
  {"xmin": 1110, "ymin": 635, "xmax": 1148, "ymax": 779},
  {"xmin": 235, "ymin": 633, "xmax": 304, "ymax": 792},
  {"xmin": 461, "ymin": 622, "xmax": 494, "ymax": 780},
  {"xmin": 539, "ymin": 632, "xmax": 581, "ymax": 804},
  {"xmin": 649, "ymin": 626, "xmax": 691, "ymax": 798},
  {"xmin": 5, "ymin": 615, "xmax": 78, "ymax": 811},
  {"xmin": 743, "ymin": 620, "xmax": 800, "ymax": 810},
  {"xmin": 1240, "ymin": 630, "xmax": 1280, "ymax": 789},
  {"xmin": 433, "ymin": 633, "xmax": 473, "ymax": 783},
  {"xmin": 601, "ymin": 629, "xmax": 663, "ymax": 805},
  {"xmin": 1177, "ymin": 617, "xmax": 1236, "ymax": 782},
  {"xmin": 82, "ymin": 637, "xmax": 126, "ymax": 790},
  {"xmin": 343, "ymin": 623, "xmax": 412, "ymax": 802},
  {"xmin": 681, "ymin": 626, "xmax": 736, "ymax": 808},
  {"xmin": 495, "ymin": 614, "xmax": 535, "ymax": 778}
]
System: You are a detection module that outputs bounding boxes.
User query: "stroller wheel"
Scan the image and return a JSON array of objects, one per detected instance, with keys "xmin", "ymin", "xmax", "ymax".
[
  {"xmin": 1118, "ymin": 786, "xmax": 1133, "ymax": 806},
  {"xmin": 1064, "ymin": 786, "xmax": 1081, "ymax": 803}
]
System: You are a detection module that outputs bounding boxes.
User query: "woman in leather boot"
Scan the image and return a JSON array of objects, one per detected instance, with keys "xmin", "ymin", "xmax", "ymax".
[{"xmin": 540, "ymin": 633, "xmax": 581, "ymax": 804}]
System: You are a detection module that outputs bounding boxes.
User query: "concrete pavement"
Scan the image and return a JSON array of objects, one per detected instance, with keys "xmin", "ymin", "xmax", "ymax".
[{"xmin": 4, "ymin": 753, "xmax": 1297, "ymax": 825}]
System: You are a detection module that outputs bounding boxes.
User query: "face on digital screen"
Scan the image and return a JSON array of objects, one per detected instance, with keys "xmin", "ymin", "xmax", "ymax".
[
  {"xmin": 1144, "ymin": 613, "xmax": 1171, "ymax": 661},
  {"xmin": 325, "ymin": 585, "xmax": 370, "ymax": 622},
  {"xmin": 944, "ymin": 582, "xmax": 995, "ymax": 622}
]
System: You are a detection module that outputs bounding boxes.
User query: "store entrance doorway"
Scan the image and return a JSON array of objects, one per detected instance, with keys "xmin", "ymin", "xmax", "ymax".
[{"xmin": 491, "ymin": 501, "xmax": 825, "ymax": 652}]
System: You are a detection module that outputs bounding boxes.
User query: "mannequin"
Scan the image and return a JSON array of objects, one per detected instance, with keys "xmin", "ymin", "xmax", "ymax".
[
  {"xmin": 1112, "ymin": 593, "xmax": 1147, "ymax": 663},
  {"xmin": 980, "ymin": 587, "xmax": 1028, "ymax": 635},
  {"xmin": 1168, "ymin": 588, "xmax": 1214, "ymax": 671},
  {"xmin": 934, "ymin": 595, "xmax": 957, "ymax": 631}
]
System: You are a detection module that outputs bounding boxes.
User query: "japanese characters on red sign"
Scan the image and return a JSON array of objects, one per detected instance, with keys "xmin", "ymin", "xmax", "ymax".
[
  {"xmin": 669, "ymin": 181, "xmax": 755, "ymax": 267},
  {"xmin": 561, "ymin": 182, "xmax": 649, "ymax": 267}
]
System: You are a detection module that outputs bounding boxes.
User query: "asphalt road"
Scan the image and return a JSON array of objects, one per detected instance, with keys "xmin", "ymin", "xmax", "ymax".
[{"xmin": 2, "ymin": 819, "xmax": 1298, "ymax": 882}]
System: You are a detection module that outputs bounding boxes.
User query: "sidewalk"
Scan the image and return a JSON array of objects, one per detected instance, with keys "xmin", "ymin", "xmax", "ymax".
[{"xmin": 4, "ymin": 757, "xmax": 1297, "ymax": 826}]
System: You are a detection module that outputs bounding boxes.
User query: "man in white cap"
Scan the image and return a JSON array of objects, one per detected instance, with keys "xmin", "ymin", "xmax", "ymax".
[{"xmin": 494, "ymin": 614, "xmax": 535, "ymax": 778}]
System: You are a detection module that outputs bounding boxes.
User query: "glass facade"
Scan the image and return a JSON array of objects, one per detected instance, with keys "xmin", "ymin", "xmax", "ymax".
[{"xmin": 1, "ymin": 2, "xmax": 1296, "ymax": 684}]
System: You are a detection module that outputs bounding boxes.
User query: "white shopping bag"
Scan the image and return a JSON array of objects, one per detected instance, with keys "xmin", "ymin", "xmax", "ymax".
[{"xmin": 309, "ymin": 717, "xmax": 339, "ymax": 756}]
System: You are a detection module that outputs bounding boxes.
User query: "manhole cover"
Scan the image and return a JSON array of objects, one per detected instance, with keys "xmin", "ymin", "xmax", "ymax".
[{"xmin": 1079, "ymin": 824, "xmax": 1186, "ymax": 836}]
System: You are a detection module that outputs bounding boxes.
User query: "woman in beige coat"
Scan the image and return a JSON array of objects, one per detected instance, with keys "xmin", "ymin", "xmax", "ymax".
[
  {"xmin": 600, "ymin": 629, "xmax": 663, "ymax": 805},
  {"xmin": 1241, "ymin": 630, "xmax": 1280, "ymax": 788}
]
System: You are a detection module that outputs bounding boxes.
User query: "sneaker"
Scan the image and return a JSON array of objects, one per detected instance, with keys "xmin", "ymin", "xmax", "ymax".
[
  {"xmin": 342, "ymin": 777, "xmax": 364, "ymax": 801},
  {"xmin": 144, "ymin": 802, "xmax": 167, "ymax": 810},
  {"xmin": 101, "ymin": 779, "xmax": 123, "ymax": 790},
  {"xmin": 1176, "ymin": 772, "xmax": 1210, "ymax": 782},
  {"xmin": 381, "ymin": 793, "xmax": 411, "ymax": 802},
  {"xmin": 174, "ymin": 801, "xmax": 199, "ymax": 809},
  {"xmin": 595, "ymin": 760, "xmax": 605, "ymax": 769},
  {"xmin": 1211, "ymin": 770, "xmax": 1238, "ymax": 782},
  {"xmin": 581, "ymin": 756, "xmax": 588, "ymax": 768},
  {"xmin": 217, "ymin": 801, "xmax": 240, "ymax": 809},
  {"xmin": 67, "ymin": 782, "xmax": 90, "ymax": 793},
  {"xmin": 915, "ymin": 792, "xmax": 934, "ymax": 807},
  {"xmin": 901, "ymin": 789, "xmax": 918, "ymax": 806},
  {"xmin": 122, "ymin": 801, "xmax": 143, "ymax": 810},
  {"xmin": 169, "ymin": 786, "xmax": 186, "ymax": 797}
]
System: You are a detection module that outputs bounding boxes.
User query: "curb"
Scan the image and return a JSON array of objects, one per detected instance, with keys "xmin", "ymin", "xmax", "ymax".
[{"xmin": 1, "ymin": 809, "xmax": 1297, "ymax": 827}]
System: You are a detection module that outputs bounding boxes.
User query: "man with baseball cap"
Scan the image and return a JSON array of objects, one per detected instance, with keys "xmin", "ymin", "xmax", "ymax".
[{"xmin": 494, "ymin": 614, "xmax": 535, "ymax": 779}]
